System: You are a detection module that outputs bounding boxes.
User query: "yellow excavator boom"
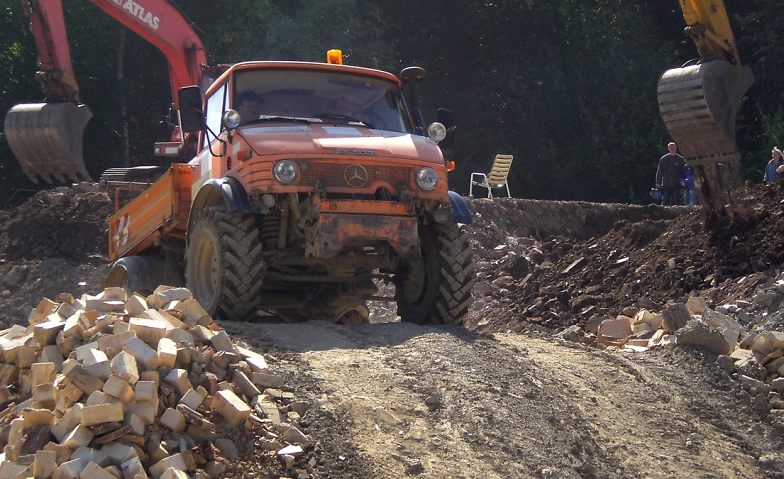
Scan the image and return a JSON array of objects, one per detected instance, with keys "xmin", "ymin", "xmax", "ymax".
[{"xmin": 657, "ymin": 0, "xmax": 753, "ymax": 215}]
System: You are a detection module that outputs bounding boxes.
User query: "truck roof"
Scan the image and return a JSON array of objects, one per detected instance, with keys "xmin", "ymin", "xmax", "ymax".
[{"xmin": 205, "ymin": 61, "xmax": 401, "ymax": 98}]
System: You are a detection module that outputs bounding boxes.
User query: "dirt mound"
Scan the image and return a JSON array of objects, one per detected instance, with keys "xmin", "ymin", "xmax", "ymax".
[
  {"xmin": 0, "ymin": 184, "xmax": 113, "ymax": 329},
  {"xmin": 465, "ymin": 183, "xmax": 784, "ymax": 334}
]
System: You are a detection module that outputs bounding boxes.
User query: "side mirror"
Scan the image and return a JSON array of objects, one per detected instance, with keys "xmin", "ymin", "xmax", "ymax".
[
  {"xmin": 436, "ymin": 108, "xmax": 455, "ymax": 162},
  {"xmin": 436, "ymin": 109, "xmax": 454, "ymax": 130},
  {"xmin": 178, "ymin": 86, "xmax": 203, "ymax": 133}
]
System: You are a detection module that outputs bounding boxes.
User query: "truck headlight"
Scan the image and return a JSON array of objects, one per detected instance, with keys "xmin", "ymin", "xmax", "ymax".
[
  {"xmin": 222, "ymin": 110, "xmax": 241, "ymax": 130},
  {"xmin": 415, "ymin": 167, "xmax": 438, "ymax": 191},
  {"xmin": 427, "ymin": 122, "xmax": 447, "ymax": 143},
  {"xmin": 273, "ymin": 160, "xmax": 298, "ymax": 184}
]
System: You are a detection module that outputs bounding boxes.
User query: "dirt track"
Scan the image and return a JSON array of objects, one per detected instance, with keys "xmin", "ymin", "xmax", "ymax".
[
  {"xmin": 225, "ymin": 320, "xmax": 779, "ymax": 478},
  {"xmin": 2, "ymin": 184, "xmax": 784, "ymax": 477}
]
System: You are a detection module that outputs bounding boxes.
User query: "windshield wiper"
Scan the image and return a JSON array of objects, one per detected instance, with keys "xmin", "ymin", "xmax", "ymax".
[
  {"xmin": 245, "ymin": 116, "xmax": 314, "ymax": 125},
  {"xmin": 314, "ymin": 113, "xmax": 374, "ymax": 129}
]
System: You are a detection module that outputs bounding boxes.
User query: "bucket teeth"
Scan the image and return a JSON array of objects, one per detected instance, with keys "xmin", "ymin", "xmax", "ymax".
[
  {"xmin": 4, "ymin": 102, "xmax": 93, "ymax": 184},
  {"xmin": 657, "ymin": 61, "xmax": 753, "ymax": 166}
]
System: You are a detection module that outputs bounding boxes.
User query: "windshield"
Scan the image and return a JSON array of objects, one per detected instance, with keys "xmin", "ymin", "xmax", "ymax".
[{"xmin": 233, "ymin": 69, "xmax": 411, "ymax": 132}]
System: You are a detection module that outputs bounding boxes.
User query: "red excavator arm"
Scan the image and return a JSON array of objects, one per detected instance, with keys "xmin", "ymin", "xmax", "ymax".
[{"xmin": 5, "ymin": 0, "xmax": 209, "ymax": 183}]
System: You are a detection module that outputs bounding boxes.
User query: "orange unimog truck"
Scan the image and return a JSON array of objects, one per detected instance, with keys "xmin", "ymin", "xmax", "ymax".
[
  {"xmin": 103, "ymin": 55, "xmax": 476, "ymax": 325},
  {"xmin": 4, "ymin": 0, "xmax": 475, "ymax": 326}
]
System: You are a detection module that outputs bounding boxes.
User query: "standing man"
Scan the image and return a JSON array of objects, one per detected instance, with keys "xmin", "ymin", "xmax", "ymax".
[{"xmin": 656, "ymin": 142, "xmax": 685, "ymax": 206}]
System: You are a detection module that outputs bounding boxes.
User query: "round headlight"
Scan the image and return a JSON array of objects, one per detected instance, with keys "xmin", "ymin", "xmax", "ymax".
[
  {"xmin": 416, "ymin": 167, "xmax": 438, "ymax": 191},
  {"xmin": 222, "ymin": 109, "xmax": 241, "ymax": 129},
  {"xmin": 427, "ymin": 122, "xmax": 447, "ymax": 143},
  {"xmin": 273, "ymin": 160, "xmax": 299, "ymax": 184}
]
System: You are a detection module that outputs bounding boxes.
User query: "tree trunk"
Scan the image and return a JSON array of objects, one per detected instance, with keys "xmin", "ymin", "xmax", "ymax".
[{"xmin": 116, "ymin": 27, "xmax": 130, "ymax": 168}]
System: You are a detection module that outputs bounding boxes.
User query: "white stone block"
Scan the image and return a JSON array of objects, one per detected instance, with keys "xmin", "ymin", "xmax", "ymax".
[{"xmin": 122, "ymin": 337, "xmax": 159, "ymax": 371}]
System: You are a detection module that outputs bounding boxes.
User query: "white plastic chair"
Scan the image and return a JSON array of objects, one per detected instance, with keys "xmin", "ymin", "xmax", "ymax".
[{"xmin": 469, "ymin": 154, "xmax": 513, "ymax": 198}]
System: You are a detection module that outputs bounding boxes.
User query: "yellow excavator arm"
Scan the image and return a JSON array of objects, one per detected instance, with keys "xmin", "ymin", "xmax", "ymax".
[
  {"xmin": 678, "ymin": 0, "xmax": 741, "ymax": 65},
  {"xmin": 657, "ymin": 0, "xmax": 753, "ymax": 215}
]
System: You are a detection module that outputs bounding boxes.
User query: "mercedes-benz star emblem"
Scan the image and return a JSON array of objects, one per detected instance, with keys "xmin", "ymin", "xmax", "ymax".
[{"xmin": 344, "ymin": 164, "xmax": 369, "ymax": 188}]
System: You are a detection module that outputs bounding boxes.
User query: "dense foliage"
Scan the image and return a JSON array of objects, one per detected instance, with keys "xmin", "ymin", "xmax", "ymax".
[{"xmin": 0, "ymin": 0, "xmax": 781, "ymax": 207}]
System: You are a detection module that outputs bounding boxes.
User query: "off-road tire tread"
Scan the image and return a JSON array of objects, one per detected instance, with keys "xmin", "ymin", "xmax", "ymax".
[
  {"xmin": 433, "ymin": 223, "xmax": 476, "ymax": 325},
  {"xmin": 196, "ymin": 208, "xmax": 264, "ymax": 321},
  {"xmin": 396, "ymin": 222, "xmax": 475, "ymax": 326}
]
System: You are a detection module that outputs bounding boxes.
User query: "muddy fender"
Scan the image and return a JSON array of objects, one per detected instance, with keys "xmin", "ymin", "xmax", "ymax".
[
  {"xmin": 448, "ymin": 191, "xmax": 473, "ymax": 225},
  {"xmin": 188, "ymin": 177, "xmax": 251, "ymax": 235}
]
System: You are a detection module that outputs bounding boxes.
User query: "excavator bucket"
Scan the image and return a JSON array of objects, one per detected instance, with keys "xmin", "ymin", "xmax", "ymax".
[
  {"xmin": 657, "ymin": 61, "xmax": 753, "ymax": 166},
  {"xmin": 4, "ymin": 102, "xmax": 93, "ymax": 184},
  {"xmin": 657, "ymin": 60, "xmax": 753, "ymax": 215}
]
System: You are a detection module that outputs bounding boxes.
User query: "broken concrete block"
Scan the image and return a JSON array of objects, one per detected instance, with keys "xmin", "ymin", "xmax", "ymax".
[
  {"xmin": 598, "ymin": 317, "xmax": 632, "ymax": 340},
  {"xmin": 128, "ymin": 318, "xmax": 168, "ymax": 345},
  {"xmin": 0, "ymin": 363, "xmax": 19, "ymax": 387},
  {"xmin": 79, "ymin": 461, "xmax": 116, "ymax": 479},
  {"xmin": 71, "ymin": 446, "xmax": 111, "ymax": 467},
  {"xmin": 685, "ymin": 296, "xmax": 708, "ymax": 315},
  {"xmin": 97, "ymin": 330, "xmax": 137, "ymax": 359},
  {"xmin": 143, "ymin": 309, "xmax": 184, "ymax": 330},
  {"xmin": 160, "ymin": 467, "xmax": 189, "ymax": 479},
  {"xmin": 703, "ymin": 308, "xmax": 742, "ymax": 349},
  {"xmin": 163, "ymin": 369, "xmax": 192, "ymax": 395},
  {"xmin": 164, "ymin": 328, "xmax": 194, "ymax": 348},
  {"xmin": 34, "ymin": 321, "xmax": 66, "ymax": 348},
  {"xmin": 124, "ymin": 294, "xmax": 149, "ymax": 317},
  {"xmin": 60, "ymin": 424, "xmax": 95, "ymax": 449},
  {"xmin": 124, "ymin": 413, "xmax": 145, "ymax": 436},
  {"xmin": 82, "ymin": 403, "xmax": 125, "ymax": 427},
  {"xmin": 231, "ymin": 370, "xmax": 260, "ymax": 398},
  {"xmin": 132, "ymin": 380, "xmax": 156, "ymax": 403},
  {"xmin": 157, "ymin": 338, "xmax": 177, "ymax": 369},
  {"xmin": 40, "ymin": 345, "xmax": 64, "ymax": 373},
  {"xmin": 66, "ymin": 364, "xmax": 105, "ymax": 395},
  {"xmin": 125, "ymin": 399, "xmax": 156, "ymax": 425},
  {"xmin": 33, "ymin": 382, "xmax": 58, "ymax": 408},
  {"xmin": 122, "ymin": 337, "xmax": 159, "ymax": 371},
  {"xmin": 100, "ymin": 442, "xmax": 138, "ymax": 464},
  {"xmin": 159, "ymin": 408, "xmax": 186, "ymax": 432},
  {"xmin": 236, "ymin": 346, "xmax": 267, "ymax": 371},
  {"xmin": 51, "ymin": 403, "xmax": 84, "ymax": 442},
  {"xmin": 31, "ymin": 361, "xmax": 56, "ymax": 387},
  {"xmin": 213, "ymin": 390, "xmax": 251, "ymax": 427},
  {"xmin": 110, "ymin": 352, "xmax": 139, "ymax": 385},
  {"xmin": 177, "ymin": 299, "xmax": 210, "ymax": 327},
  {"xmin": 113, "ymin": 321, "xmax": 130, "ymax": 335},
  {"xmin": 676, "ymin": 320, "xmax": 734, "ymax": 355},
  {"xmin": 178, "ymin": 389, "xmax": 203, "ymax": 411},
  {"xmin": 33, "ymin": 449, "xmax": 57, "ymax": 479},
  {"xmin": 149, "ymin": 453, "xmax": 187, "ymax": 479},
  {"xmin": 86, "ymin": 390, "xmax": 117, "ymax": 406},
  {"xmin": 661, "ymin": 303, "xmax": 691, "ymax": 333},
  {"xmin": 28, "ymin": 298, "xmax": 59, "ymax": 325},
  {"xmin": 119, "ymin": 456, "xmax": 146, "ymax": 479},
  {"xmin": 146, "ymin": 286, "xmax": 192, "ymax": 310},
  {"xmin": 209, "ymin": 331, "xmax": 237, "ymax": 354},
  {"xmin": 52, "ymin": 459, "xmax": 85, "ymax": 479},
  {"xmin": 103, "ymin": 374, "xmax": 134, "ymax": 403}
]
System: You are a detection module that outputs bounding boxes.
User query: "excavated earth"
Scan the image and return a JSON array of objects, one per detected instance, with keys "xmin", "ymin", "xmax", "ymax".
[{"xmin": 3, "ymin": 182, "xmax": 784, "ymax": 478}]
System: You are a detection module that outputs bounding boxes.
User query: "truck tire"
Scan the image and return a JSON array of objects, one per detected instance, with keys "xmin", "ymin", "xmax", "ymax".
[
  {"xmin": 186, "ymin": 207, "xmax": 264, "ymax": 321},
  {"xmin": 395, "ymin": 222, "xmax": 475, "ymax": 326},
  {"xmin": 104, "ymin": 256, "xmax": 165, "ymax": 296}
]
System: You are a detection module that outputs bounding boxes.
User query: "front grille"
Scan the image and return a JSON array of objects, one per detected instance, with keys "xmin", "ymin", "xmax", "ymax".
[{"xmin": 298, "ymin": 163, "xmax": 410, "ymax": 191}]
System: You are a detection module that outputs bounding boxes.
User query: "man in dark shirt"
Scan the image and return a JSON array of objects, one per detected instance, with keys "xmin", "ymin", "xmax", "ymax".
[{"xmin": 655, "ymin": 142, "xmax": 685, "ymax": 206}]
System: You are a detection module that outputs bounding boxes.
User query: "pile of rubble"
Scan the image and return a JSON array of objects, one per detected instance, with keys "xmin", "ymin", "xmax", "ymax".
[
  {"xmin": 0, "ymin": 286, "xmax": 310, "ymax": 479},
  {"xmin": 555, "ymin": 277, "xmax": 784, "ymax": 417}
]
